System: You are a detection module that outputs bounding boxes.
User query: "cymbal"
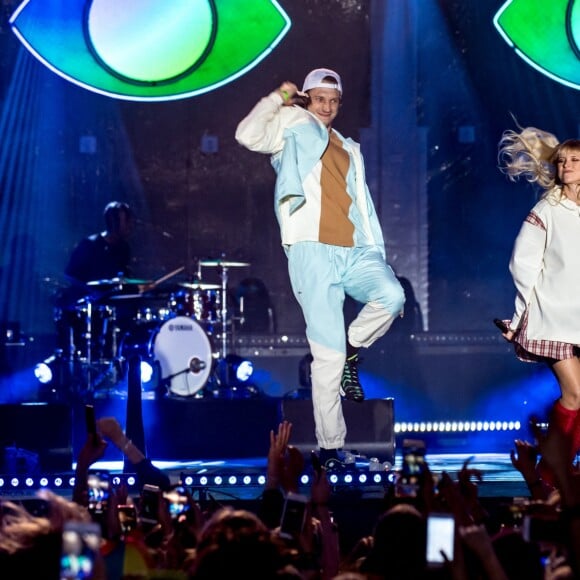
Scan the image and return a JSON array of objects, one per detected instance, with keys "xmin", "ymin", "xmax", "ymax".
[
  {"xmin": 199, "ymin": 259, "xmax": 250, "ymax": 268},
  {"xmin": 107, "ymin": 293, "xmax": 144, "ymax": 300},
  {"xmin": 86, "ymin": 277, "xmax": 152, "ymax": 286},
  {"xmin": 179, "ymin": 282, "xmax": 221, "ymax": 290}
]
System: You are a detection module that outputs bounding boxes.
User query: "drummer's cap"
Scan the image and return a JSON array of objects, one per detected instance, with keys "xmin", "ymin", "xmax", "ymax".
[{"xmin": 302, "ymin": 68, "xmax": 342, "ymax": 95}]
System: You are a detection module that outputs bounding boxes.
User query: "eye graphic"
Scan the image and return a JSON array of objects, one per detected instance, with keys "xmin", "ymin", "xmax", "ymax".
[
  {"xmin": 494, "ymin": 0, "xmax": 580, "ymax": 90},
  {"xmin": 10, "ymin": 0, "xmax": 291, "ymax": 101}
]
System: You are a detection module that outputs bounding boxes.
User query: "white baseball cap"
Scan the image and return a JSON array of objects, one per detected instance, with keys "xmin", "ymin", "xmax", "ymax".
[{"xmin": 302, "ymin": 68, "xmax": 342, "ymax": 95}]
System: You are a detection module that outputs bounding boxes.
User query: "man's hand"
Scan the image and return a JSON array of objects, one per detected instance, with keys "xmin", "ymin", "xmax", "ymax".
[{"xmin": 278, "ymin": 82, "xmax": 307, "ymax": 106}]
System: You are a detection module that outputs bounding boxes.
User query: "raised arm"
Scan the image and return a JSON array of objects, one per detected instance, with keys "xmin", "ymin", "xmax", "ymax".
[{"xmin": 235, "ymin": 83, "xmax": 307, "ymax": 154}]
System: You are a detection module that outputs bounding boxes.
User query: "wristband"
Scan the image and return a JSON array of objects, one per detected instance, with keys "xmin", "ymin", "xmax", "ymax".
[{"xmin": 280, "ymin": 89, "xmax": 290, "ymax": 102}]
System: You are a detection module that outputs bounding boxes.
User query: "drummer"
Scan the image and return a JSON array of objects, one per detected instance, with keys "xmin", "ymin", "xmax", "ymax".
[
  {"xmin": 55, "ymin": 201, "xmax": 136, "ymax": 359},
  {"xmin": 64, "ymin": 201, "xmax": 134, "ymax": 293}
]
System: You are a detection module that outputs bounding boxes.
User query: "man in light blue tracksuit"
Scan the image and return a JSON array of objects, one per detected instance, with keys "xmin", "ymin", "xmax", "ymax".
[{"xmin": 236, "ymin": 68, "xmax": 405, "ymax": 467}]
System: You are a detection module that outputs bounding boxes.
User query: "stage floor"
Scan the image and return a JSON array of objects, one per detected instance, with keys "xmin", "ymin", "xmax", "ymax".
[{"xmin": 87, "ymin": 451, "xmax": 528, "ymax": 501}]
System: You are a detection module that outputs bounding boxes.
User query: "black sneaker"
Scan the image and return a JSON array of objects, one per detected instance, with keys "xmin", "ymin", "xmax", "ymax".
[
  {"xmin": 318, "ymin": 447, "xmax": 342, "ymax": 470},
  {"xmin": 341, "ymin": 354, "xmax": 365, "ymax": 402},
  {"xmin": 324, "ymin": 457, "xmax": 348, "ymax": 471},
  {"xmin": 317, "ymin": 449, "xmax": 343, "ymax": 472}
]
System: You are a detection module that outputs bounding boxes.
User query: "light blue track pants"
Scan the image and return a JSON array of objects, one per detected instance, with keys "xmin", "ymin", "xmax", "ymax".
[{"xmin": 287, "ymin": 241, "xmax": 405, "ymax": 449}]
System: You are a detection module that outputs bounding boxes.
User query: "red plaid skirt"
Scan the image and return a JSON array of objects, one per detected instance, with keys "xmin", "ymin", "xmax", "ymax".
[{"xmin": 510, "ymin": 313, "xmax": 579, "ymax": 363}]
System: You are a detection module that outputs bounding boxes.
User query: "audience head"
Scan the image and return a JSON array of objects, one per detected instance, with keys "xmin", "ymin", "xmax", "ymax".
[
  {"xmin": 0, "ymin": 491, "xmax": 104, "ymax": 580},
  {"xmin": 191, "ymin": 507, "xmax": 290, "ymax": 579},
  {"xmin": 360, "ymin": 503, "xmax": 427, "ymax": 579}
]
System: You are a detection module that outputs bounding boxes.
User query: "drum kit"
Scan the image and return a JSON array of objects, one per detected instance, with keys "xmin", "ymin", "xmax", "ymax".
[{"xmin": 54, "ymin": 259, "xmax": 251, "ymax": 398}]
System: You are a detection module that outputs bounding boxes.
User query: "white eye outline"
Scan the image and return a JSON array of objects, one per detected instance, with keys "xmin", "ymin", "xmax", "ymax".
[
  {"xmin": 9, "ymin": 0, "xmax": 291, "ymax": 102},
  {"xmin": 493, "ymin": 0, "xmax": 580, "ymax": 91}
]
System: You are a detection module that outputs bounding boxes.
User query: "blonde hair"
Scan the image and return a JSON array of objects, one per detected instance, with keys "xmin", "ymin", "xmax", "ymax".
[
  {"xmin": 498, "ymin": 126, "xmax": 559, "ymax": 188},
  {"xmin": 498, "ymin": 126, "xmax": 580, "ymax": 204}
]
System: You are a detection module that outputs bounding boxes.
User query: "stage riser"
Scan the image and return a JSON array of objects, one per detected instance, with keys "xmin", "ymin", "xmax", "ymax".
[{"xmin": 0, "ymin": 398, "xmax": 396, "ymax": 471}]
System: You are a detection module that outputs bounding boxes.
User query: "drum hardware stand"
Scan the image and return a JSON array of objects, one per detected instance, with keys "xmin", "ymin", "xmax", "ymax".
[
  {"xmin": 80, "ymin": 298, "xmax": 95, "ymax": 395},
  {"xmin": 195, "ymin": 257, "xmax": 253, "ymax": 396},
  {"xmin": 71, "ymin": 297, "xmax": 121, "ymax": 399},
  {"xmin": 160, "ymin": 357, "xmax": 209, "ymax": 398},
  {"xmin": 219, "ymin": 265, "xmax": 230, "ymax": 360}
]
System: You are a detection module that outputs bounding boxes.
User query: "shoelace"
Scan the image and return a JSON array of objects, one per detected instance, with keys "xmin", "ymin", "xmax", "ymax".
[{"xmin": 343, "ymin": 359, "xmax": 359, "ymax": 385}]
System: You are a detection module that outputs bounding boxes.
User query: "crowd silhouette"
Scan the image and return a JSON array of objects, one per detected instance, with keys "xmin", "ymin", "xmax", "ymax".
[{"xmin": 0, "ymin": 403, "xmax": 580, "ymax": 579}]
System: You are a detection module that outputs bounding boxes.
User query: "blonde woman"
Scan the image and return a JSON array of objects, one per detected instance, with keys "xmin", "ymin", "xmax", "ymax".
[{"xmin": 499, "ymin": 126, "xmax": 580, "ymax": 483}]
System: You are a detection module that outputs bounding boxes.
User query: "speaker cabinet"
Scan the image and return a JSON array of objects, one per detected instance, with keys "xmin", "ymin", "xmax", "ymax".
[{"xmin": 281, "ymin": 398, "xmax": 395, "ymax": 464}]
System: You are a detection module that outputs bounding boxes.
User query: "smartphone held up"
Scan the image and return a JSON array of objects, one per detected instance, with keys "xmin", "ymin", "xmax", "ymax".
[
  {"xmin": 395, "ymin": 439, "xmax": 427, "ymax": 498},
  {"xmin": 87, "ymin": 471, "xmax": 109, "ymax": 515},
  {"xmin": 426, "ymin": 513, "xmax": 455, "ymax": 567},
  {"xmin": 139, "ymin": 484, "xmax": 161, "ymax": 525},
  {"xmin": 163, "ymin": 485, "xmax": 191, "ymax": 520},
  {"xmin": 60, "ymin": 520, "xmax": 101, "ymax": 580},
  {"xmin": 279, "ymin": 492, "xmax": 308, "ymax": 540}
]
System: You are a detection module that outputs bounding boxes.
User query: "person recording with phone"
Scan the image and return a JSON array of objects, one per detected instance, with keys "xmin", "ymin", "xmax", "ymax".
[
  {"xmin": 73, "ymin": 415, "xmax": 170, "ymax": 511},
  {"xmin": 236, "ymin": 68, "xmax": 405, "ymax": 470},
  {"xmin": 497, "ymin": 126, "xmax": 580, "ymax": 486}
]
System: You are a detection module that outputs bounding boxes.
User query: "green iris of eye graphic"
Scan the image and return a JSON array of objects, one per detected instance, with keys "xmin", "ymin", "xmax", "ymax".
[
  {"xmin": 494, "ymin": 0, "xmax": 580, "ymax": 90},
  {"xmin": 9, "ymin": 0, "xmax": 291, "ymax": 101}
]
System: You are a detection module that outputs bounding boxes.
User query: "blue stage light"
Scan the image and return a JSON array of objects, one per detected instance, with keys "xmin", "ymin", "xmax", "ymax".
[
  {"xmin": 34, "ymin": 350, "xmax": 68, "ymax": 387},
  {"xmin": 34, "ymin": 361, "xmax": 53, "ymax": 384},
  {"xmin": 140, "ymin": 360, "xmax": 154, "ymax": 383},
  {"xmin": 217, "ymin": 354, "xmax": 254, "ymax": 387},
  {"xmin": 235, "ymin": 360, "xmax": 253, "ymax": 382}
]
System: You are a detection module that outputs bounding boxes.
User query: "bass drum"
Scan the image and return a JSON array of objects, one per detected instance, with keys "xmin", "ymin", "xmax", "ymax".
[
  {"xmin": 120, "ymin": 316, "xmax": 214, "ymax": 397},
  {"xmin": 155, "ymin": 316, "xmax": 214, "ymax": 396}
]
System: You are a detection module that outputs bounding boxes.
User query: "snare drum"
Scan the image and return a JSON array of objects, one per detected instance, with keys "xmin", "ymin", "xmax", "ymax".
[{"xmin": 119, "ymin": 316, "xmax": 214, "ymax": 396}]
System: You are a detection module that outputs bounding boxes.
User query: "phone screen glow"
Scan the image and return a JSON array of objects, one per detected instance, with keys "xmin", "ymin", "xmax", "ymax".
[{"xmin": 426, "ymin": 514, "xmax": 455, "ymax": 564}]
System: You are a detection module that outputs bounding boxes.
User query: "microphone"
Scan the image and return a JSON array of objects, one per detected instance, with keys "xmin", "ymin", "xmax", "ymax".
[
  {"xmin": 189, "ymin": 358, "xmax": 206, "ymax": 374},
  {"xmin": 292, "ymin": 93, "xmax": 309, "ymax": 107},
  {"xmin": 281, "ymin": 89, "xmax": 309, "ymax": 108}
]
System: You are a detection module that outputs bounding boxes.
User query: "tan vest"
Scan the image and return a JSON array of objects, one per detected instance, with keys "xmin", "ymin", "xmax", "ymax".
[{"xmin": 319, "ymin": 131, "xmax": 355, "ymax": 246}]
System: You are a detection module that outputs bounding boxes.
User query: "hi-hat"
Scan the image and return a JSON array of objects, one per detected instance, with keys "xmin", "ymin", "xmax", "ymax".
[
  {"xmin": 199, "ymin": 259, "xmax": 250, "ymax": 268},
  {"xmin": 179, "ymin": 282, "xmax": 221, "ymax": 290},
  {"xmin": 87, "ymin": 277, "xmax": 152, "ymax": 286}
]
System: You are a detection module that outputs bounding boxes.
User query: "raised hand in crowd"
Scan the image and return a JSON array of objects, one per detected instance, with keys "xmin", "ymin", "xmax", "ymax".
[
  {"xmin": 455, "ymin": 457, "xmax": 488, "ymax": 524},
  {"xmin": 260, "ymin": 420, "xmax": 293, "ymax": 529},
  {"xmin": 310, "ymin": 465, "xmax": 340, "ymax": 579},
  {"xmin": 456, "ymin": 523, "xmax": 509, "ymax": 580},
  {"xmin": 98, "ymin": 416, "xmax": 171, "ymax": 491},
  {"xmin": 510, "ymin": 438, "xmax": 553, "ymax": 500},
  {"xmin": 265, "ymin": 419, "xmax": 294, "ymax": 491}
]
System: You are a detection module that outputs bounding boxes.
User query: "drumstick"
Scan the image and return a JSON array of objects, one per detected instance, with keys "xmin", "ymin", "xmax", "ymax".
[{"xmin": 141, "ymin": 266, "xmax": 185, "ymax": 292}]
